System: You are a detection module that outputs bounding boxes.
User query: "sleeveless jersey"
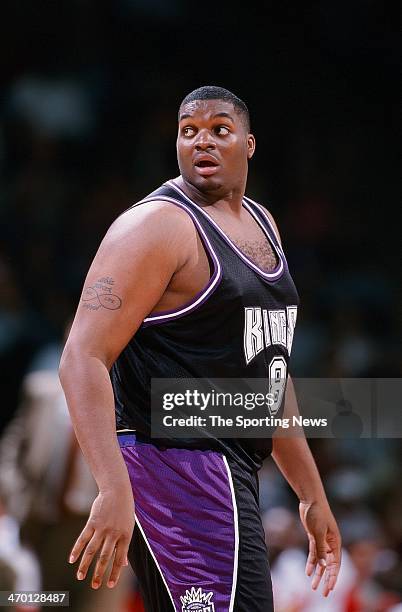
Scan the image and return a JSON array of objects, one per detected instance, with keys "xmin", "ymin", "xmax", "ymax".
[{"xmin": 111, "ymin": 179, "xmax": 300, "ymax": 471}]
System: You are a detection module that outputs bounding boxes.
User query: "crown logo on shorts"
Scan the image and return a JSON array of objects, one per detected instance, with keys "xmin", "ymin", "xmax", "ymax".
[{"xmin": 180, "ymin": 587, "xmax": 215, "ymax": 612}]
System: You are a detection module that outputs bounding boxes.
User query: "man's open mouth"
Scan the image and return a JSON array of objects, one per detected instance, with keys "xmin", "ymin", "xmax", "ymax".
[{"xmin": 195, "ymin": 160, "xmax": 218, "ymax": 167}]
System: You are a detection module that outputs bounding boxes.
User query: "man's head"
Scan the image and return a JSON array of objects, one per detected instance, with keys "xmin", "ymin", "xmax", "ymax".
[
  {"xmin": 179, "ymin": 86, "xmax": 251, "ymax": 132},
  {"xmin": 177, "ymin": 85, "xmax": 255, "ymax": 196}
]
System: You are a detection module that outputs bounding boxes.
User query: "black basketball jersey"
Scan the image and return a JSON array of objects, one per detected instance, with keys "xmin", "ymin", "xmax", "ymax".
[{"xmin": 111, "ymin": 179, "xmax": 300, "ymax": 471}]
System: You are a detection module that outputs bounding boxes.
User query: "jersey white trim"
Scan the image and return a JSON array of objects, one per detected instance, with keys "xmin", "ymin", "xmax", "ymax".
[
  {"xmin": 223, "ymin": 456, "xmax": 239, "ymax": 612},
  {"xmin": 242, "ymin": 199, "xmax": 285, "ymax": 269},
  {"xmin": 243, "ymin": 196, "xmax": 284, "ymax": 254},
  {"xmin": 131, "ymin": 195, "xmax": 222, "ymax": 325},
  {"xmin": 135, "ymin": 513, "xmax": 178, "ymax": 611}
]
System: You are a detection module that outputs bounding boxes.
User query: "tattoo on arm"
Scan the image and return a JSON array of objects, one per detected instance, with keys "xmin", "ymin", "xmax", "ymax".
[{"xmin": 81, "ymin": 277, "xmax": 122, "ymax": 311}]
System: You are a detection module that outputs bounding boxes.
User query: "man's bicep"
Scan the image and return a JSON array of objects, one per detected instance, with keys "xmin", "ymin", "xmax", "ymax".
[{"xmin": 65, "ymin": 211, "xmax": 180, "ymax": 367}]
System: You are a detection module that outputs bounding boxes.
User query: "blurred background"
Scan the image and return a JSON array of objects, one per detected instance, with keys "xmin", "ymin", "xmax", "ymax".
[{"xmin": 0, "ymin": 1, "xmax": 400, "ymax": 610}]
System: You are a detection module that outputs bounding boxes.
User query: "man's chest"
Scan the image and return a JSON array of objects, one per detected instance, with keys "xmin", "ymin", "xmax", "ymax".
[{"xmin": 208, "ymin": 211, "xmax": 279, "ymax": 273}]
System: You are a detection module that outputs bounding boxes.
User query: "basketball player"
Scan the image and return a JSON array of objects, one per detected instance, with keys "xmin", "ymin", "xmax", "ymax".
[{"xmin": 59, "ymin": 86, "xmax": 341, "ymax": 611}]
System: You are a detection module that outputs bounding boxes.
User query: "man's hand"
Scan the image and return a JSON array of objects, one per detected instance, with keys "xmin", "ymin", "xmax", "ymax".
[
  {"xmin": 68, "ymin": 488, "xmax": 135, "ymax": 589},
  {"xmin": 299, "ymin": 500, "xmax": 341, "ymax": 597}
]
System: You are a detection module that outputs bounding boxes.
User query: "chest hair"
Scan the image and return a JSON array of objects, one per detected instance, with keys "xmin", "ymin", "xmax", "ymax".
[{"xmin": 235, "ymin": 238, "xmax": 278, "ymax": 272}]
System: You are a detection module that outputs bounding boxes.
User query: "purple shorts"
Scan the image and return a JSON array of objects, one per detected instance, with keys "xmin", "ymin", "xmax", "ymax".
[{"xmin": 118, "ymin": 433, "xmax": 273, "ymax": 612}]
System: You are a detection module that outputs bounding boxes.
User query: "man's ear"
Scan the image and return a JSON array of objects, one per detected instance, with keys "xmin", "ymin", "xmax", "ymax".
[{"xmin": 247, "ymin": 134, "xmax": 256, "ymax": 159}]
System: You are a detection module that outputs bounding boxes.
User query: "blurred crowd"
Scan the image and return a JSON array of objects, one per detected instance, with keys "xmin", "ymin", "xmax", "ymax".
[{"xmin": 0, "ymin": 1, "xmax": 400, "ymax": 610}]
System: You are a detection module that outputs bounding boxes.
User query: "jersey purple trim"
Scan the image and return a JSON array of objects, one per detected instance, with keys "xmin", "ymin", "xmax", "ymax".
[
  {"xmin": 167, "ymin": 180, "xmax": 285, "ymax": 282},
  {"xmin": 133, "ymin": 196, "xmax": 222, "ymax": 327},
  {"xmin": 243, "ymin": 196, "xmax": 286, "ymax": 258}
]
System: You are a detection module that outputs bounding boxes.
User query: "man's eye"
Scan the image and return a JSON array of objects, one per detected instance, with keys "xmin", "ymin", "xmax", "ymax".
[
  {"xmin": 215, "ymin": 126, "xmax": 230, "ymax": 136},
  {"xmin": 183, "ymin": 127, "xmax": 195, "ymax": 136}
]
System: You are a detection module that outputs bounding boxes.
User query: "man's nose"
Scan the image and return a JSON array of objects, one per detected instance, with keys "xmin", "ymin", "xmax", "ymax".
[{"xmin": 194, "ymin": 130, "xmax": 216, "ymax": 150}]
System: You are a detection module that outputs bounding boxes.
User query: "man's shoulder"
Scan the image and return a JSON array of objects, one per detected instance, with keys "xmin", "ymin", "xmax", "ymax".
[
  {"xmin": 109, "ymin": 197, "xmax": 195, "ymax": 239},
  {"xmin": 124, "ymin": 197, "xmax": 193, "ymax": 223}
]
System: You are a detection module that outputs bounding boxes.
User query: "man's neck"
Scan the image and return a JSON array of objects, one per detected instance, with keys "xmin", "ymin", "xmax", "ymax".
[{"xmin": 174, "ymin": 175, "xmax": 246, "ymax": 216}]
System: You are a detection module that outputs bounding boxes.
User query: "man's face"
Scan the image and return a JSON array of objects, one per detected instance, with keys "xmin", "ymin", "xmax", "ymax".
[{"xmin": 176, "ymin": 99, "xmax": 255, "ymax": 194}]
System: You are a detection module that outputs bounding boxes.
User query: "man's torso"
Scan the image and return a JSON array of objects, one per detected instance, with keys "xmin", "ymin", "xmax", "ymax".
[{"xmin": 151, "ymin": 186, "xmax": 279, "ymax": 315}]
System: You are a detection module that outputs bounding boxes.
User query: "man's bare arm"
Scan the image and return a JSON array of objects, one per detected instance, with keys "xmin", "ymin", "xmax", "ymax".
[
  {"xmin": 271, "ymin": 376, "xmax": 341, "ymax": 597},
  {"xmin": 59, "ymin": 201, "xmax": 193, "ymax": 589},
  {"xmin": 261, "ymin": 210, "xmax": 341, "ymax": 595}
]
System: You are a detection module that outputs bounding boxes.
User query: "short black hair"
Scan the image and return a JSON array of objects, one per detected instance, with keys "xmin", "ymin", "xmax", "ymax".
[{"xmin": 179, "ymin": 85, "xmax": 250, "ymax": 131}]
